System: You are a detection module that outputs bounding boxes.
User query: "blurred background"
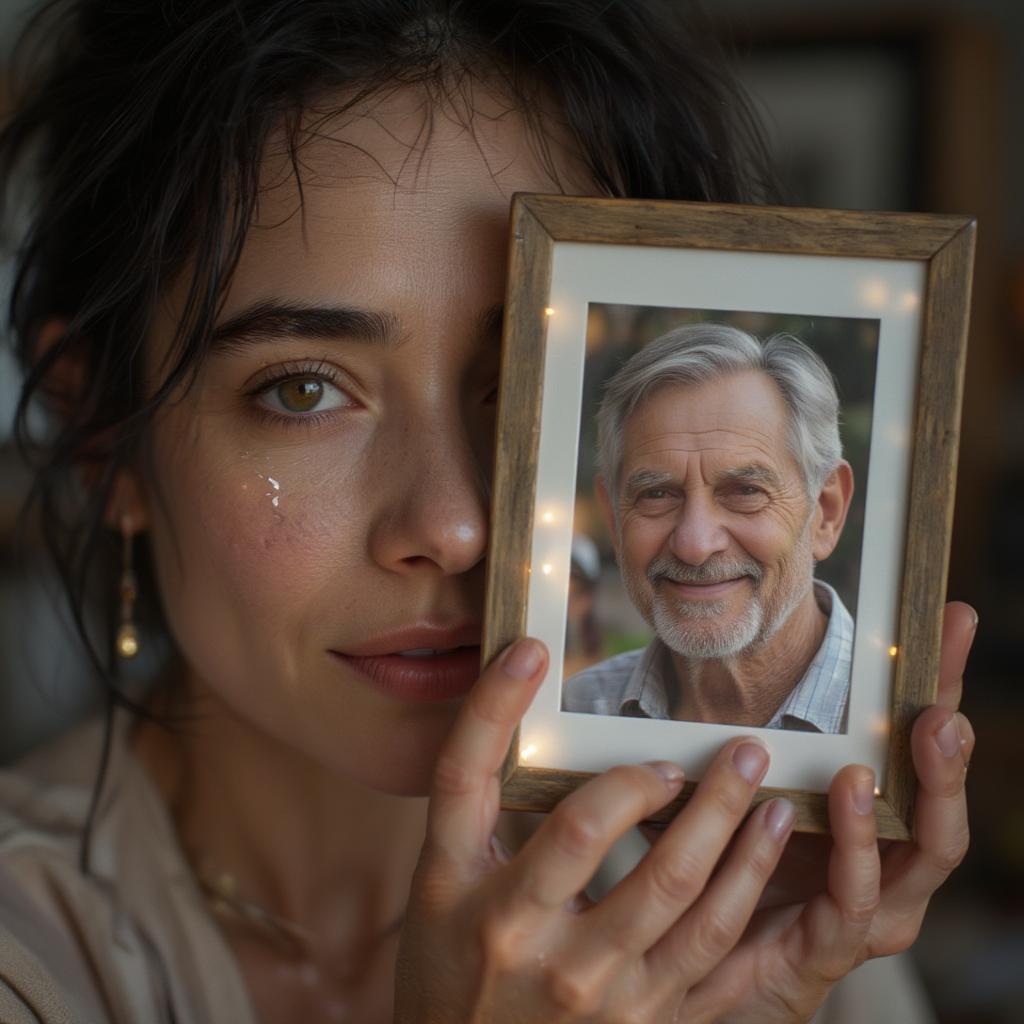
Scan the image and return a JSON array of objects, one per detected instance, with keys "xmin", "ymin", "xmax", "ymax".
[{"xmin": 0, "ymin": 0, "xmax": 1020, "ymax": 1021}]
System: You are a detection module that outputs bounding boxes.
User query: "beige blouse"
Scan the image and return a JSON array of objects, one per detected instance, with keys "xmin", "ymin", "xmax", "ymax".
[
  {"xmin": 0, "ymin": 713, "xmax": 936, "ymax": 1024},
  {"xmin": 0, "ymin": 714, "xmax": 258, "ymax": 1023}
]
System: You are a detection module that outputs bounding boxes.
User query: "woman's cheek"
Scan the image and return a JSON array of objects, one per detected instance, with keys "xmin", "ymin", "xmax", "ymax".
[
  {"xmin": 148, "ymin": 453, "xmax": 336, "ymax": 658},
  {"xmin": 213, "ymin": 460, "xmax": 356, "ymax": 596}
]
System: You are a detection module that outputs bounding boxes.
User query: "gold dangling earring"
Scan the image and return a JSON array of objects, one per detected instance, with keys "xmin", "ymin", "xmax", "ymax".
[{"xmin": 116, "ymin": 515, "xmax": 139, "ymax": 659}]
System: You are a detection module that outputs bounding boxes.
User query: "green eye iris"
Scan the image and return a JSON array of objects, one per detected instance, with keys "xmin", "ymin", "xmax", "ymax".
[
  {"xmin": 254, "ymin": 370, "xmax": 351, "ymax": 420},
  {"xmin": 276, "ymin": 378, "xmax": 324, "ymax": 412}
]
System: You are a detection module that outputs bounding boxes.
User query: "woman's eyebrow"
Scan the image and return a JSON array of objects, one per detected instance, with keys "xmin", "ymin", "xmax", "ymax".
[
  {"xmin": 210, "ymin": 301, "xmax": 400, "ymax": 352},
  {"xmin": 209, "ymin": 300, "xmax": 507, "ymax": 353}
]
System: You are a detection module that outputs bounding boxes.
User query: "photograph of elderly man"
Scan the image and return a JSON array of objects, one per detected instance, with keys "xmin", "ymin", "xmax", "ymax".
[{"xmin": 562, "ymin": 322, "xmax": 856, "ymax": 733}]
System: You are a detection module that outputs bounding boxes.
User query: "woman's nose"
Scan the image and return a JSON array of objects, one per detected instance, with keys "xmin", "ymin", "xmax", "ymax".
[
  {"xmin": 667, "ymin": 495, "xmax": 729, "ymax": 567},
  {"xmin": 367, "ymin": 420, "xmax": 489, "ymax": 576}
]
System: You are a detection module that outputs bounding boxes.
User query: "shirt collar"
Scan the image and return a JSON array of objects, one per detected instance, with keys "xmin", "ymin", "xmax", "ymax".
[
  {"xmin": 620, "ymin": 640, "xmax": 672, "ymax": 718},
  {"xmin": 766, "ymin": 581, "xmax": 853, "ymax": 733},
  {"xmin": 620, "ymin": 580, "xmax": 853, "ymax": 732}
]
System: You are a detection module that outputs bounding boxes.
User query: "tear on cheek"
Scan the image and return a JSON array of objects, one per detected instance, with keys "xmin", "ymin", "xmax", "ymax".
[{"xmin": 256, "ymin": 471, "xmax": 283, "ymax": 510}]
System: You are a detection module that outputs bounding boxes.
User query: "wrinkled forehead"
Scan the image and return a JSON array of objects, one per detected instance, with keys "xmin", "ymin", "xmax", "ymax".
[{"xmin": 619, "ymin": 371, "xmax": 801, "ymax": 482}]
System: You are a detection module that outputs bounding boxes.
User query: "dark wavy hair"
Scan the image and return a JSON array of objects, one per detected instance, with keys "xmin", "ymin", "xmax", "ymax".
[{"xmin": 1, "ymin": 0, "xmax": 774, "ymax": 700}]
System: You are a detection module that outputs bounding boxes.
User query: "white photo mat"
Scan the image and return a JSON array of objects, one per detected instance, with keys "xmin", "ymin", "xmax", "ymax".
[{"xmin": 518, "ymin": 242, "xmax": 925, "ymax": 794}]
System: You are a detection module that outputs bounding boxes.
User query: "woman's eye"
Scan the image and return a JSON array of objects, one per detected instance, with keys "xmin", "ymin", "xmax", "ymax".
[{"xmin": 258, "ymin": 376, "xmax": 351, "ymax": 416}]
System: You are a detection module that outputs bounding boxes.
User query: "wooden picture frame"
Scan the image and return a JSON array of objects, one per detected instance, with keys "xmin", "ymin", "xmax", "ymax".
[{"xmin": 484, "ymin": 195, "xmax": 974, "ymax": 840}]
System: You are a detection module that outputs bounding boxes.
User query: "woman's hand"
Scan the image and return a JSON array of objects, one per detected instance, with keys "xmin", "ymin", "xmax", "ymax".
[
  {"xmin": 397, "ymin": 603, "xmax": 974, "ymax": 1022},
  {"xmin": 398, "ymin": 641, "xmax": 823, "ymax": 1023},
  {"xmin": 687, "ymin": 601, "xmax": 977, "ymax": 1023}
]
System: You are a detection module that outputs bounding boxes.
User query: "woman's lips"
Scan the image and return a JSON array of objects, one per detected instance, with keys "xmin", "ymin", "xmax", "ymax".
[
  {"xmin": 334, "ymin": 648, "xmax": 482, "ymax": 702},
  {"xmin": 331, "ymin": 624, "xmax": 482, "ymax": 703}
]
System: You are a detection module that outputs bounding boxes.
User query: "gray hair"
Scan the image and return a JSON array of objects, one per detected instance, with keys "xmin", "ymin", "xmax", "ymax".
[{"xmin": 596, "ymin": 322, "xmax": 842, "ymax": 498}]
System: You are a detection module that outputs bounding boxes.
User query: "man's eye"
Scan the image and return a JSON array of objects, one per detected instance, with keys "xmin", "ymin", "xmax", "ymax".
[
  {"xmin": 724, "ymin": 484, "xmax": 769, "ymax": 509},
  {"xmin": 258, "ymin": 376, "xmax": 351, "ymax": 416},
  {"xmin": 638, "ymin": 488, "xmax": 670, "ymax": 501}
]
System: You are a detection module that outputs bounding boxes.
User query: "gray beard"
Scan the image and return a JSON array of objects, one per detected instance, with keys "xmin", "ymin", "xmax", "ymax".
[{"xmin": 626, "ymin": 546, "xmax": 812, "ymax": 660}]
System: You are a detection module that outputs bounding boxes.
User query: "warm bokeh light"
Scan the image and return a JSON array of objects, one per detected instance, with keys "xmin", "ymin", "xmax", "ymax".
[
  {"xmin": 889, "ymin": 645, "xmax": 899, "ymax": 657},
  {"xmin": 541, "ymin": 562, "xmax": 553, "ymax": 575},
  {"xmin": 861, "ymin": 278, "xmax": 890, "ymax": 308},
  {"xmin": 520, "ymin": 743, "xmax": 537, "ymax": 761},
  {"xmin": 899, "ymin": 290, "xmax": 920, "ymax": 311},
  {"xmin": 544, "ymin": 306, "xmax": 556, "ymax": 316}
]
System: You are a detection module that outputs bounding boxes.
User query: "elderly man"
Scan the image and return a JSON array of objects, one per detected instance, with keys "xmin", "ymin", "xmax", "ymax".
[{"xmin": 562, "ymin": 322, "xmax": 856, "ymax": 733}]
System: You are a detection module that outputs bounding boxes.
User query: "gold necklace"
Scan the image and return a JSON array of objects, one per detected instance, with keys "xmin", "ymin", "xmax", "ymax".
[{"xmin": 198, "ymin": 869, "xmax": 405, "ymax": 962}]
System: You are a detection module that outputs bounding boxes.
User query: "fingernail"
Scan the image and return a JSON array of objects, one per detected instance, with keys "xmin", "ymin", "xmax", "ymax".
[
  {"xmin": 935, "ymin": 715, "xmax": 961, "ymax": 758},
  {"xmin": 764, "ymin": 798, "xmax": 796, "ymax": 839},
  {"xmin": 501, "ymin": 640, "xmax": 542, "ymax": 679},
  {"xmin": 645, "ymin": 760, "xmax": 684, "ymax": 786},
  {"xmin": 733, "ymin": 741, "xmax": 769, "ymax": 784},
  {"xmin": 852, "ymin": 772, "xmax": 876, "ymax": 815}
]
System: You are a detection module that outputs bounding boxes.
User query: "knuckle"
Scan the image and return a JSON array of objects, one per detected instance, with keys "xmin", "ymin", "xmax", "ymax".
[
  {"xmin": 813, "ymin": 961, "xmax": 848, "ymax": 988},
  {"xmin": 478, "ymin": 916, "xmax": 527, "ymax": 971},
  {"xmin": 409, "ymin": 866, "xmax": 466, "ymax": 916},
  {"xmin": 543, "ymin": 965, "xmax": 604, "ymax": 1016},
  {"xmin": 745, "ymin": 837, "xmax": 783, "ymax": 882},
  {"xmin": 929, "ymin": 832, "xmax": 969, "ymax": 876},
  {"xmin": 884, "ymin": 919, "xmax": 923, "ymax": 954},
  {"xmin": 604, "ymin": 763, "xmax": 650, "ymax": 793},
  {"xmin": 548, "ymin": 805, "xmax": 604, "ymax": 860},
  {"xmin": 707, "ymin": 779, "xmax": 751, "ymax": 821},
  {"xmin": 468, "ymin": 686, "xmax": 513, "ymax": 726},
  {"xmin": 841, "ymin": 893, "xmax": 881, "ymax": 928},
  {"xmin": 692, "ymin": 906, "xmax": 739, "ymax": 962},
  {"xmin": 431, "ymin": 753, "xmax": 476, "ymax": 797},
  {"xmin": 935, "ymin": 770, "xmax": 967, "ymax": 800},
  {"xmin": 809, "ymin": 950, "xmax": 859, "ymax": 987},
  {"xmin": 646, "ymin": 849, "xmax": 702, "ymax": 906}
]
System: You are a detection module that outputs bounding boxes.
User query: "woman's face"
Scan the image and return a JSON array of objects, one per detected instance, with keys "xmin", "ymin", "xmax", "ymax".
[{"xmin": 141, "ymin": 86, "xmax": 587, "ymax": 795}]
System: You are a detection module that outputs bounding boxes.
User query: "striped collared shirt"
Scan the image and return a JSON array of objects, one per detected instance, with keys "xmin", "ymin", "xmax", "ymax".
[{"xmin": 562, "ymin": 580, "xmax": 853, "ymax": 734}]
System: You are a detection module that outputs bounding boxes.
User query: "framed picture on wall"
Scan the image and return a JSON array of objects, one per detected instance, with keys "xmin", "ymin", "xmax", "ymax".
[{"xmin": 484, "ymin": 194, "xmax": 974, "ymax": 839}]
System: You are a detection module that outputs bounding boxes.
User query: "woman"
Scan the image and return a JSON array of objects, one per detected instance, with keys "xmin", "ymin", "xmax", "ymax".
[{"xmin": 0, "ymin": 1, "xmax": 974, "ymax": 1022}]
